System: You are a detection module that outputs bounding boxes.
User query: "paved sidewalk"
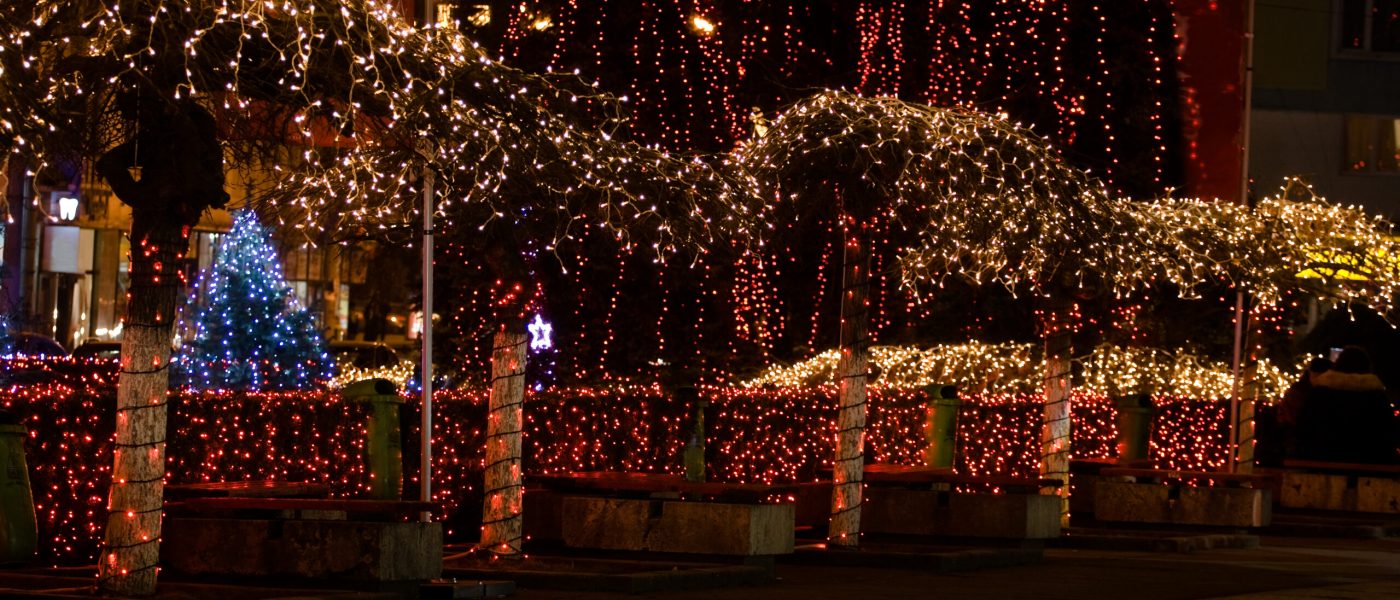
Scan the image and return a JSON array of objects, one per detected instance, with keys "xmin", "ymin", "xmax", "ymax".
[
  {"xmin": 515, "ymin": 536, "xmax": 1400, "ymax": 599},
  {"xmin": 1, "ymin": 534, "xmax": 1393, "ymax": 599}
]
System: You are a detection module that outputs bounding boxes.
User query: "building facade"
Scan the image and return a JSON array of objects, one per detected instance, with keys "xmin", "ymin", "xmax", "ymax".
[{"xmin": 1251, "ymin": 0, "xmax": 1400, "ymax": 216}]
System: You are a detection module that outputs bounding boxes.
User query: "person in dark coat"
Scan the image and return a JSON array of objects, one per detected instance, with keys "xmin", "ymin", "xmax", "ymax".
[
  {"xmin": 1263, "ymin": 357, "xmax": 1332, "ymax": 463},
  {"xmin": 1294, "ymin": 346, "xmax": 1400, "ymax": 465}
]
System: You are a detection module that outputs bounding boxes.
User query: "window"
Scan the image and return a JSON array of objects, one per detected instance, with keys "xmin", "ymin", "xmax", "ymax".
[
  {"xmin": 434, "ymin": 2, "xmax": 457, "ymax": 29},
  {"xmin": 1340, "ymin": 0, "xmax": 1400, "ymax": 53},
  {"xmin": 1344, "ymin": 115, "xmax": 1400, "ymax": 172}
]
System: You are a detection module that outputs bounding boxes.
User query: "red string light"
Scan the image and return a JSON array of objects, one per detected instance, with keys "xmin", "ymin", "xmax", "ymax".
[{"xmin": 4, "ymin": 356, "xmax": 1233, "ymax": 565}]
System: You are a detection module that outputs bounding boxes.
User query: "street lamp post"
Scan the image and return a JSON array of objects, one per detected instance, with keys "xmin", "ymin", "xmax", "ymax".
[{"xmin": 419, "ymin": 148, "xmax": 435, "ymax": 522}]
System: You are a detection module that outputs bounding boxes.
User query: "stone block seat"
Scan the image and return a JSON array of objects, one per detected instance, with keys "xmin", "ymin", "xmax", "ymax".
[
  {"xmin": 1068, "ymin": 458, "xmax": 1153, "ymax": 517},
  {"xmin": 162, "ymin": 495, "xmax": 444, "ymax": 582},
  {"xmin": 1275, "ymin": 460, "xmax": 1400, "ymax": 514},
  {"xmin": 525, "ymin": 472, "xmax": 797, "ymax": 556},
  {"xmin": 855, "ymin": 464, "xmax": 1063, "ymax": 540},
  {"xmin": 1094, "ymin": 468, "xmax": 1276, "ymax": 527}
]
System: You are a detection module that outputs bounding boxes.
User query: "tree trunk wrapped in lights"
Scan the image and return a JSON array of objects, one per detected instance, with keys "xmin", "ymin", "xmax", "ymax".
[
  {"xmin": 1039, "ymin": 298, "xmax": 1073, "ymax": 528},
  {"xmin": 97, "ymin": 220, "xmax": 191, "ymax": 594},
  {"xmin": 89, "ymin": 100, "xmax": 229, "ymax": 595},
  {"xmin": 1235, "ymin": 355, "xmax": 1261, "ymax": 473},
  {"xmin": 481, "ymin": 324, "xmax": 527, "ymax": 555},
  {"xmin": 829, "ymin": 226, "xmax": 870, "ymax": 547}
]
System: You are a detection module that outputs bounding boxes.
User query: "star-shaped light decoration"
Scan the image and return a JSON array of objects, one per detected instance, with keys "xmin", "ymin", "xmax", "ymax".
[{"xmin": 528, "ymin": 314, "xmax": 553, "ymax": 351}]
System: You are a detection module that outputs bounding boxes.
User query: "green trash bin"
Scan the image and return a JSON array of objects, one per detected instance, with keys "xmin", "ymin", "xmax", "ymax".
[
  {"xmin": 0, "ymin": 412, "xmax": 36, "ymax": 563},
  {"xmin": 922, "ymin": 385, "xmax": 961, "ymax": 469},
  {"xmin": 1114, "ymin": 393, "xmax": 1155, "ymax": 463},
  {"xmin": 344, "ymin": 379, "xmax": 404, "ymax": 500},
  {"xmin": 677, "ymin": 386, "xmax": 707, "ymax": 483}
]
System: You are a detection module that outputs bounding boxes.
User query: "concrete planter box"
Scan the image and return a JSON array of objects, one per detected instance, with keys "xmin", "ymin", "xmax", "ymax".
[
  {"xmin": 560, "ymin": 496, "xmax": 794, "ymax": 556},
  {"xmin": 1357, "ymin": 477, "xmax": 1400, "ymax": 513},
  {"xmin": 1281, "ymin": 472, "xmax": 1400, "ymax": 514},
  {"xmin": 863, "ymin": 488, "xmax": 1060, "ymax": 539},
  {"xmin": 1094, "ymin": 480, "xmax": 1271, "ymax": 527},
  {"xmin": 162, "ymin": 517, "xmax": 443, "ymax": 581}
]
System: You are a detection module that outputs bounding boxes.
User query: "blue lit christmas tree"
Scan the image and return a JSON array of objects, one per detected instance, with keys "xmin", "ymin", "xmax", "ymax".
[
  {"xmin": 0, "ymin": 279, "xmax": 14, "ymax": 357},
  {"xmin": 173, "ymin": 210, "xmax": 332, "ymax": 391},
  {"xmin": 0, "ymin": 310, "xmax": 13, "ymax": 357}
]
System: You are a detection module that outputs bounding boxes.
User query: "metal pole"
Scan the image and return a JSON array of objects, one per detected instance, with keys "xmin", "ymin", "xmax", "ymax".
[
  {"xmin": 1229, "ymin": 0, "xmax": 1256, "ymax": 474},
  {"xmin": 420, "ymin": 162, "xmax": 434, "ymax": 522},
  {"xmin": 1228, "ymin": 291, "xmax": 1245, "ymax": 473}
]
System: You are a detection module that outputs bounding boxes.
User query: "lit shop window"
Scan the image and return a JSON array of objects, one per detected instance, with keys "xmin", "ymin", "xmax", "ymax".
[{"xmin": 1345, "ymin": 115, "xmax": 1400, "ymax": 173}]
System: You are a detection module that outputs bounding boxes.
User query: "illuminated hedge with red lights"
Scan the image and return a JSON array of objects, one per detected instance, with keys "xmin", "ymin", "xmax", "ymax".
[{"xmin": 3, "ymin": 357, "xmax": 1231, "ymax": 565}]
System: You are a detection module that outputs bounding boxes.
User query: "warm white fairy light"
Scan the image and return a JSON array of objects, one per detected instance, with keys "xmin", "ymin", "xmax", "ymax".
[
  {"xmin": 328, "ymin": 360, "xmax": 416, "ymax": 390},
  {"xmin": 689, "ymin": 15, "xmax": 716, "ymax": 36},
  {"xmin": 743, "ymin": 342, "xmax": 1294, "ymax": 402}
]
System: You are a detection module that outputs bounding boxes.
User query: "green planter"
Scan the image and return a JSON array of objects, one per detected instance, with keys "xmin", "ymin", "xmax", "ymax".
[
  {"xmin": 1114, "ymin": 394, "xmax": 1155, "ymax": 463},
  {"xmin": 923, "ymin": 385, "xmax": 961, "ymax": 469},
  {"xmin": 345, "ymin": 379, "xmax": 404, "ymax": 500},
  {"xmin": 0, "ymin": 419, "xmax": 36, "ymax": 563}
]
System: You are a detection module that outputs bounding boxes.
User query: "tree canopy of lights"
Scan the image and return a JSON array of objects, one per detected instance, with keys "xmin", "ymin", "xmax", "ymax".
[
  {"xmin": 173, "ymin": 210, "xmax": 332, "ymax": 392},
  {"xmin": 737, "ymin": 91, "xmax": 1171, "ymax": 296},
  {"xmin": 1138, "ymin": 179, "xmax": 1400, "ymax": 314},
  {"xmin": 258, "ymin": 19, "xmax": 749, "ymax": 260},
  {"xmin": 735, "ymin": 94, "xmax": 1400, "ymax": 311}
]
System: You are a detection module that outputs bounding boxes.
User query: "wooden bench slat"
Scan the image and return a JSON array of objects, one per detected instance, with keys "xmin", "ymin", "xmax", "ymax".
[
  {"xmin": 530, "ymin": 467, "xmax": 1064, "ymax": 504},
  {"xmin": 1099, "ymin": 467, "xmax": 1276, "ymax": 488},
  {"xmin": 174, "ymin": 498, "xmax": 438, "ymax": 515},
  {"xmin": 1282, "ymin": 459, "xmax": 1400, "ymax": 475},
  {"xmin": 930, "ymin": 473, "xmax": 1063, "ymax": 489},
  {"xmin": 527, "ymin": 472, "xmax": 801, "ymax": 502},
  {"xmin": 166, "ymin": 480, "xmax": 331, "ymax": 499},
  {"xmin": 860, "ymin": 464, "xmax": 954, "ymax": 483},
  {"xmin": 824, "ymin": 464, "xmax": 1062, "ymax": 489}
]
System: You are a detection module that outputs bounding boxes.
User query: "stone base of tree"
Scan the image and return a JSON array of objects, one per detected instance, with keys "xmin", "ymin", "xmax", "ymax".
[
  {"xmin": 523, "ymin": 489, "xmax": 567, "ymax": 542},
  {"xmin": 558, "ymin": 497, "xmax": 794, "ymax": 556},
  {"xmin": 162, "ymin": 517, "xmax": 443, "ymax": 581},
  {"xmin": 863, "ymin": 489, "xmax": 1061, "ymax": 539},
  {"xmin": 1280, "ymin": 473, "xmax": 1400, "ymax": 514},
  {"xmin": 1094, "ymin": 481, "xmax": 1272, "ymax": 527}
]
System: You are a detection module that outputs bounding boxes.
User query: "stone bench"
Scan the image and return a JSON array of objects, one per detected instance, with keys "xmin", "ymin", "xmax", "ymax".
[
  {"xmin": 526, "ymin": 472, "xmax": 796, "ymax": 556},
  {"xmin": 1277, "ymin": 460, "xmax": 1400, "ymax": 514},
  {"xmin": 1094, "ymin": 468, "xmax": 1275, "ymax": 527},
  {"xmin": 852, "ymin": 464, "xmax": 1064, "ymax": 540},
  {"xmin": 1068, "ymin": 458, "xmax": 1153, "ymax": 517},
  {"xmin": 162, "ymin": 498, "xmax": 443, "ymax": 582},
  {"xmin": 560, "ymin": 496, "xmax": 794, "ymax": 555}
]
